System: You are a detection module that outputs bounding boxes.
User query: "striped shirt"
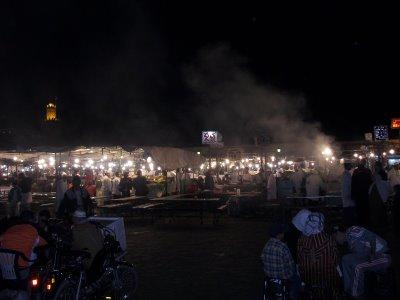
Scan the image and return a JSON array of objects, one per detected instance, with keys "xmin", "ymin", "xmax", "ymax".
[{"xmin": 297, "ymin": 232, "xmax": 339, "ymax": 289}]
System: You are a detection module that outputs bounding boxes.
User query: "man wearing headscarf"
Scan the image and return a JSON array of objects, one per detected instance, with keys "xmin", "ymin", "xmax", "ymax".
[
  {"xmin": 351, "ymin": 159, "xmax": 372, "ymax": 226},
  {"xmin": 296, "ymin": 211, "xmax": 340, "ymax": 297},
  {"xmin": 341, "ymin": 226, "xmax": 391, "ymax": 298}
]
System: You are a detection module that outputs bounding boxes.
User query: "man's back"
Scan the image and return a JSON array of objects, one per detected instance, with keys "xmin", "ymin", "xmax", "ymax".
[{"xmin": 132, "ymin": 176, "xmax": 148, "ymax": 196}]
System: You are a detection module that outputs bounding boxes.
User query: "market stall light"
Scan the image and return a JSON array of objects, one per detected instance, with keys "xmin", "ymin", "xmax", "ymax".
[
  {"xmin": 354, "ymin": 153, "xmax": 359, "ymax": 158},
  {"xmin": 99, "ymin": 164, "xmax": 105, "ymax": 170},
  {"xmin": 359, "ymin": 156, "xmax": 363, "ymax": 160},
  {"xmin": 88, "ymin": 159, "xmax": 93, "ymax": 165},
  {"xmin": 146, "ymin": 157, "xmax": 152, "ymax": 163},
  {"xmin": 13, "ymin": 156, "xmax": 17, "ymax": 161},
  {"xmin": 389, "ymin": 149, "xmax": 395, "ymax": 155},
  {"xmin": 245, "ymin": 158, "xmax": 249, "ymax": 162},
  {"xmin": 280, "ymin": 160, "xmax": 286, "ymax": 164},
  {"xmin": 369, "ymin": 153, "xmax": 374, "ymax": 158},
  {"xmin": 321, "ymin": 147, "xmax": 333, "ymax": 156},
  {"xmin": 383, "ymin": 152, "xmax": 387, "ymax": 156},
  {"xmin": 126, "ymin": 160, "xmax": 133, "ymax": 167},
  {"xmin": 235, "ymin": 166, "xmax": 239, "ymax": 170},
  {"xmin": 255, "ymin": 163, "xmax": 260, "ymax": 168},
  {"xmin": 141, "ymin": 165, "xmax": 145, "ymax": 170},
  {"xmin": 270, "ymin": 156, "xmax": 276, "ymax": 162},
  {"xmin": 73, "ymin": 164, "xmax": 79, "ymax": 168},
  {"xmin": 248, "ymin": 163, "xmax": 253, "ymax": 168},
  {"xmin": 225, "ymin": 159, "xmax": 230, "ymax": 164},
  {"xmin": 197, "ymin": 152, "xmax": 201, "ymax": 155},
  {"xmin": 157, "ymin": 166, "xmax": 162, "ymax": 171},
  {"xmin": 103, "ymin": 155, "xmax": 108, "ymax": 160},
  {"xmin": 149, "ymin": 162, "xmax": 154, "ymax": 171},
  {"xmin": 74, "ymin": 158, "xmax": 80, "ymax": 164},
  {"xmin": 287, "ymin": 161, "xmax": 294, "ymax": 165},
  {"xmin": 200, "ymin": 164, "xmax": 204, "ymax": 170},
  {"xmin": 277, "ymin": 149, "xmax": 281, "ymax": 153}
]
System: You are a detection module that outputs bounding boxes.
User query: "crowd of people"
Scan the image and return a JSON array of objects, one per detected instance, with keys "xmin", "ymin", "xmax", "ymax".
[
  {"xmin": 262, "ymin": 210, "xmax": 391, "ymax": 299},
  {"xmin": 261, "ymin": 158, "xmax": 400, "ymax": 299}
]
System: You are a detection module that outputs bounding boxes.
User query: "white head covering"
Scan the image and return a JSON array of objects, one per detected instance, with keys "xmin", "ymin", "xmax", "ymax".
[
  {"xmin": 292, "ymin": 209, "xmax": 324, "ymax": 236},
  {"xmin": 303, "ymin": 212, "xmax": 324, "ymax": 236},
  {"xmin": 292, "ymin": 209, "xmax": 311, "ymax": 232}
]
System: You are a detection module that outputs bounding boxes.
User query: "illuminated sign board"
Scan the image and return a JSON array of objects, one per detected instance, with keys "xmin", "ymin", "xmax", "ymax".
[
  {"xmin": 391, "ymin": 119, "xmax": 400, "ymax": 129},
  {"xmin": 202, "ymin": 131, "xmax": 222, "ymax": 145},
  {"xmin": 374, "ymin": 125, "xmax": 389, "ymax": 141}
]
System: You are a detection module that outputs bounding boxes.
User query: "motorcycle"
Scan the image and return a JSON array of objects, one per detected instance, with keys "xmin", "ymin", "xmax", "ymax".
[{"xmin": 52, "ymin": 220, "xmax": 137, "ymax": 299}]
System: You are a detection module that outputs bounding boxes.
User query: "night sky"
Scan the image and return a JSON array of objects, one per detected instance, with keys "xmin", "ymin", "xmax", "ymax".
[{"xmin": 1, "ymin": 1, "xmax": 398, "ymax": 146}]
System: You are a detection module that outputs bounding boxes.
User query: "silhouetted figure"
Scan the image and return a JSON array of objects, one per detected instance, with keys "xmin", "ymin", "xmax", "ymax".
[
  {"xmin": 119, "ymin": 172, "xmax": 133, "ymax": 197},
  {"xmin": 132, "ymin": 170, "xmax": 149, "ymax": 197},
  {"xmin": 351, "ymin": 159, "xmax": 372, "ymax": 226}
]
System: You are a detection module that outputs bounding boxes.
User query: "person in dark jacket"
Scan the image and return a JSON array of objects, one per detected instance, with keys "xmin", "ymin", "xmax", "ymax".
[
  {"xmin": 204, "ymin": 171, "xmax": 215, "ymax": 190},
  {"xmin": 7, "ymin": 180, "xmax": 22, "ymax": 217},
  {"xmin": 132, "ymin": 170, "xmax": 149, "ymax": 196},
  {"xmin": 57, "ymin": 176, "xmax": 93, "ymax": 219},
  {"xmin": 351, "ymin": 159, "xmax": 372, "ymax": 226},
  {"xmin": 119, "ymin": 172, "xmax": 133, "ymax": 197}
]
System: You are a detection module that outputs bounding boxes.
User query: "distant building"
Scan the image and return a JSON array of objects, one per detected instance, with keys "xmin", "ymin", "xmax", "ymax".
[{"xmin": 45, "ymin": 102, "xmax": 57, "ymax": 121}]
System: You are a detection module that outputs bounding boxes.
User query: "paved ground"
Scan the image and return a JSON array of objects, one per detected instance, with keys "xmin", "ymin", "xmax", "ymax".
[{"xmin": 125, "ymin": 217, "xmax": 269, "ymax": 300}]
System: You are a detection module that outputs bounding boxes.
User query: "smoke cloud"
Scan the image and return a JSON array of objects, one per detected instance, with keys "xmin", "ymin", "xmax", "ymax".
[{"xmin": 184, "ymin": 44, "xmax": 333, "ymax": 156}]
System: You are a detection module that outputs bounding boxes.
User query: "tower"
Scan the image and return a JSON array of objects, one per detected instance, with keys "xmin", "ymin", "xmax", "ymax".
[{"xmin": 45, "ymin": 102, "xmax": 57, "ymax": 121}]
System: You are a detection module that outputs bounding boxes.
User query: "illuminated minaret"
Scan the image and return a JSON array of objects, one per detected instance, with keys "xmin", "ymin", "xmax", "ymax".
[{"xmin": 45, "ymin": 102, "xmax": 57, "ymax": 121}]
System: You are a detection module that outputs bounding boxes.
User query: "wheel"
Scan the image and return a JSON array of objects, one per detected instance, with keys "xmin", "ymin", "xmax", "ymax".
[
  {"xmin": 53, "ymin": 279, "xmax": 79, "ymax": 300},
  {"xmin": 104, "ymin": 264, "xmax": 138, "ymax": 300}
]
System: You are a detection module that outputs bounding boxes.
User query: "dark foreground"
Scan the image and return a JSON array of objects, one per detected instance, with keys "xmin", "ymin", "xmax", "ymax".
[{"xmin": 125, "ymin": 217, "xmax": 268, "ymax": 300}]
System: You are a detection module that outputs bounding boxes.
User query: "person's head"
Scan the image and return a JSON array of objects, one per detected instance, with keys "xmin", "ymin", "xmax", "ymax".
[
  {"xmin": 269, "ymin": 223, "xmax": 288, "ymax": 240},
  {"xmin": 72, "ymin": 175, "xmax": 81, "ymax": 189},
  {"xmin": 11, "ymin": 179, "xmax": 18, "ymax": 187},
  {"xmin": 136, "ymin": 170, "xmax": 142, "ymax": 177},
  {"xmin": 292, "ymin": 209, "xmax": 311, "ymax": 233},
  {"xmin": 17, "ymin": 172, "xmax": 25, "ymax": 180},
  {"xmin": 358, "ymin": 158, "xmax": 367, "ymax": 168},
  {"xmin": 20, "ymin": 210, "xmax": 35, "ymax": 224},
  {"xmin": 62, "ymin": 173, "xmax": 68, "ymax": 181},
  {"xmin": 344, "ymin": 162, "xmax": 353, "ymax": 171},
  {"xmin": 114, "ymin": 172, "xmax": 120, "ymax": 178},
  {"xmin": 123, "ymin": 171, "xmax": 129, "ymax": 178},
  {"xmin": 38, "ymin": 209, "xmax": 51, "ymax": 228}
]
